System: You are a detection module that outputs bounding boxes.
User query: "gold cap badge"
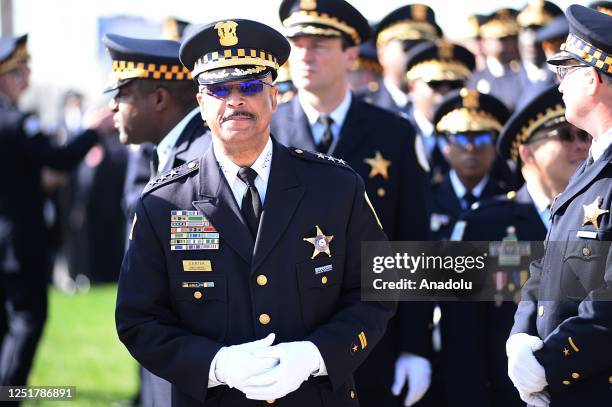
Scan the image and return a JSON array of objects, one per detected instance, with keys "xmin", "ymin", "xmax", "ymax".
[{"xmin": 215, "ymin": 21, "xmax": 239, "ymax": 47}]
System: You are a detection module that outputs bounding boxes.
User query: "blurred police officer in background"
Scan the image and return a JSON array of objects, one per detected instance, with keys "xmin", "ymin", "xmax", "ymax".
[
  {"xmin": 467, "ymin": 8, "xmax": 523, "ymax": 112},
  {"xmin": 103, "ymin": 32, "xmax": 210, "ymax": 406},
  {"xmin": 429, "ymin": 88, "xmax": 510, "ymax": 241},
  {"xmin": 506, "ymin": 5, "xmax": 612, "ymax": 406},
  {"xmin": 367, "ymin": 4, "xmax": 442, "ymax": 114},
  {"xmin": 0, "ymin": 33, "xmax": 111, "ymax": 391},
  {"xmin": 404, "ymin": 40, "xmax": 475, "ymax": 184},
  {"xmin": 271, "ymin": 0, "xmax": 431, "ymax": 404}
]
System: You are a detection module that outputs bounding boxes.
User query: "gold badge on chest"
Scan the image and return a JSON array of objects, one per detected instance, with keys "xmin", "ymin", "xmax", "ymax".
[
  {"xmin": 303, "ymin": 225, "xmax": 334, "ymax": 259},
  {"xmin": 582, "ymin": 196, "xmax": 609, "ymax": 229}
]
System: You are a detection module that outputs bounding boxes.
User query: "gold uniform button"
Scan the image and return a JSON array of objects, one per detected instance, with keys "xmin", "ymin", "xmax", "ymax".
[
  {"xmin": 608, "ymin": 376, "xmax": 612, "ymax": 384},
  {"xmin": 571, "ymin": 372, "xmax": 580, "ymax": 379},
  {"xmin": 538, "ymin": 305, "xmax": 545, "ymax": 316},
  {"xmin": 259, "ymin": 314, "xmax": 270, "ymax": 325},
  {"xmin": 187, "ymin": 161, "xmax": 196, "ymax": 169},
  {"xmin": 256, "ymin": 275, "xmax": 268, "ymax": 286},
  {"xmin": 350, "ymin": 390, "xmax": 355, "ymax": 399},
  {"xmin": 562, "ymin": 380, "xmax": 571, "ymax": 385},
  {"xmin": 377, "ymin": 187, "xmax": 386, "ymax": 197},
  {"xmin": 321, "ymin": 276, "xmax": 328, "ymax": 285},
  {"xmin": 193, "ymin": 291, "xmax": 202, "ymax": 300},
  {"xmin": 582, "ymin": 247, "xmax": 591, "ymax": 256},
  {"xmin": 266, "ymin": 400, "xmax": 275, "ymax": 404}
]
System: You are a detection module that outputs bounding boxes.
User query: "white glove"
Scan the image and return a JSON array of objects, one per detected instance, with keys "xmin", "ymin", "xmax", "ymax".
[
  {"xmin": 506, "ymin": 333, "xmax": 548, "ymax": 394},
  {"xmin": 214, "ymin": 333, "xmax": 278, "ymax": 390},
  {"xmin": 519, "ymin": 390, "xmax": 550, "ymax": 407},
  {"xmin": 241, "ymin": 341, "xmax": 321, "ymax": 400},
  {"xmin": 391, "ymin": 353, "xmax": 432, "ymax": 406}
]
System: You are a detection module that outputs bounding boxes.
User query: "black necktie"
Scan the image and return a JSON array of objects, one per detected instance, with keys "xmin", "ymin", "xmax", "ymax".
[
  {"xmin": 150, "ymin": 147, "xmax": 159, "ymax": 179},
  {"xmin": 237, "ymin": 167, "xmax": 262, "ymax": 239},
  {"xmin": 317, "ymin": 115, "xmax": 333, "ymax": 154},
  {"xmin": 463, "ymin": 191, "xmax": 477, "ymax": 209}
]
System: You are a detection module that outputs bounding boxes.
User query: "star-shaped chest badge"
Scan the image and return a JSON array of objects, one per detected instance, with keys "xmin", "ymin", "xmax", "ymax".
[
  {"xmin": 582, "ymin": 196, "xmax": 609, "ymax": 229},
  {"xmin": 303, "ymin": 225, "xmax": 334, "ymax": 259},
  {"xmin": 364, "ymin": 151, "xmax": 391, "ymax": 180}
]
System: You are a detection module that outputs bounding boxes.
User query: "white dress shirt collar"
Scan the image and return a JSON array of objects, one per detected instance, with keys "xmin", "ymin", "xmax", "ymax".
[
  {"xmin": 213, "ymin": 136, "xmax": 273, "ymax": 206},
  {"xmin": 156, "ymin": 107, "xmax": 200, "ymax": 172},
  {"xmin": 383, "ymin": 77, "xmax": 409, "ymax": 108},
  {"xmin": 449, "ymin": 169, "xmax": 489, "ymax": 200},
  {"xmin": 590, "ymin": 128, "xmax": 612, "ymax": 162}
]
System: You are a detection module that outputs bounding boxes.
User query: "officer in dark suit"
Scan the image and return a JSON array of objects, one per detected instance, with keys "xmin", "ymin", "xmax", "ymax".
[
  {"xmin": 272, "ymin": 1, "xmax": 432, "ymax": 405},
  {"xmin": 116, "ymin": 19, "xmax": 396, "ymax": 407},
  {"xmin": 445, "ymin": 85, "xmax": 589, "ymax": 407},
  {"xmin": 515, "ymin": 1, "xmax": 563, "ymax": 110},
  {"xmin": 362, "ymin": 4, "xmax": 442, "ymax": 115},
  {"xmin": 507, "ymin": 6, "xmax": 612, "ymax": 406},
  {"xmin": 0, "ymin": 34, "xmax": 107, "ymax": 388},
  {"xmin": 404, "ymin": 40, "xmax": 476, "ymax": 184},
  {"xmin": 429, "ymin": 88, "xmax": 510, "ymax": 241},
  {"xmin": 103, "ymin": 34, "xmax": 210, "ymax": 241},
  {"xmin": 103, "ymin": 33, "xmax": 210, "ymax": 405},
  {"xmin": 467, "ymin": 9, "xmax": 524, "ymax": 112}
]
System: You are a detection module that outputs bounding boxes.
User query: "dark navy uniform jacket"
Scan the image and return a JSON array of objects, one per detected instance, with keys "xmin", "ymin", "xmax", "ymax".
[
  {"xmin": 467, "ymin": 65, "xmax": 524, "ymax": 113},
  {"xmin": 0, "ymin": 98, "xmax": 98, "ymax": 272},
  {"xmin": 121, "ymin": 113, "xmax": 209, "ymax": 243},
  {"xmin": 441, "ymin": 184, "xmax": 547, "ymax": 407},
  {"xmin": 512, "ymin": 146, "xmax": 612, "ymax": 406},
  {"xmin": 429, "ymin": 173, "xmax": 507, "ymax": 241},
  {"xmin": 270, "ymin": 95, "xmax": 432, "ymax": 403},
  {"xmin": 356, "ymin": 82, "xmax": 410, "ymax": 115},
  {"xmin": 116, "ymin": 138, "xmax": 396, "ymax": 407}
]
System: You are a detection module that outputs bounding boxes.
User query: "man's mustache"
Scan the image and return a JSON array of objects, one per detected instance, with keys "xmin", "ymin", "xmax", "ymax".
[{"xmin": 222, "ymin": 111, "xmax": 255, "ymax": 122}]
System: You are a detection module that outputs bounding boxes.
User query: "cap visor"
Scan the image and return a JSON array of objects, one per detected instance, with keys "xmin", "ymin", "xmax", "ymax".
[{"xmin": 546, "ymin": 50, "xmax": 578, "ymax": 65}]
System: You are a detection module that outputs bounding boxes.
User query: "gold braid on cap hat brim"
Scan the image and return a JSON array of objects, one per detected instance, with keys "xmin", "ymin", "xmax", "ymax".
[
  {"xmin": 0, "ymin": 44, "xmax": 29, "ymax": 75},
  {"xmin": 510, "ymin": 104, "xmax": 566, "ymax": 161},
  {"xmin": 283, "ymin": 10, "xmax": 361, "ymax": 44},
  {"xmin": 192, "ymin": 48, "xmax": 279, "ymax": 78},
  {"xmin": 517, "ymin": 6, "xmax": 554, "ymax": 28},
  {"xmin": 407, "ymin": 60, "xmax": 472, "ymax": 82},
  {"xmin": 376, "ymin": 21, "xmax": 439, "ymax": 45},
  {"xmin": 479, "ymin": 19, "xmax": 520, "ymax": 39},
  {"xmin": 436, "ymin": 108, "xmax": 503, "ymax": 134},
  {"xmin": 560, "ymin": 33, "xmax": 612, "ymax": 75}
]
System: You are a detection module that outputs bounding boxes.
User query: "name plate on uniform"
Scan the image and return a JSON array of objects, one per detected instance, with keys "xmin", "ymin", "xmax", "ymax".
[
  {"xmin": 170, "ymin": 210, "xmax": 219, "ymax": 250},
  {"xmin": 576, "ymin": 230, "xmax": 598, "ymax": 239},
  {"xmin": 182, "ymin": 260, "xmax": 212, "ymax": 272},
  {"xmin": 181, "ymin": 281, "xmax": 215, "ymax": 288},
  {"xmin": 315, "ymin": 264, "xmax": 333, "ymax": 274}
]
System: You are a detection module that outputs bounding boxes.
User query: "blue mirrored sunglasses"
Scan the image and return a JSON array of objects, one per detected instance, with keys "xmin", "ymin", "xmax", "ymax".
[
  {"xmin": 203, "ymin": 79, "xmax": 274, "ymax": 98},
  {"xmin": 447, "ymin": 133, "xmax": 495, "ymax": 149}
]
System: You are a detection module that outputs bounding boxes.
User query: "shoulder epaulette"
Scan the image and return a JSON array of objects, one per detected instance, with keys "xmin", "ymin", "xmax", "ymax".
[
  {"xmin": 289, "ymin": 147, "xmax": 354, "ymax": 171},
  {"xmin": 142, "ymin": 159, "xmax": 199, "ymax": 196}
]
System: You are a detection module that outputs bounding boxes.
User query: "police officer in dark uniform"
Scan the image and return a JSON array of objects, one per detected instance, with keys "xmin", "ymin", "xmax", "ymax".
[
  {"xmin": 116, "ymin": 19, "xmax": 396, "ymax": 406},
  {"xmin": 507, "ymin": 5, "xmax": 612, "ymax": 406},
  {"xmin": 364, "ymin": 4, "xmax": 442, "ymax": 114},
  {"xmin": 445, "ymin": 84, "xmax": 589, "ymax": 407},
  {"xmin": 515, "ymin": 0, "xmax": 563, "ymax": 110},
  {"xmin": 467, "ymin": 8, "xmax": 524, "ymax": 112},
  {"xmin": 429, "ymin": 88, "xmax": 510, "ymax": 241},
  {"xmin": 103, "ymin": 33, "xmax": 210, "ymax": 406},
  {"xmin": 404, "ymin": 40, "xmax": 476, "ymax": 184},
  {"xmin": 0, "ymin": 34, "xmax": 108, "ymax": 388},
  {"xmin": 103, "ymin": 34, "xmax": 210, "ymax": 241},
  {"xmin": 272, "ymin": 1, "xmax": 432, "ymax": 405}
]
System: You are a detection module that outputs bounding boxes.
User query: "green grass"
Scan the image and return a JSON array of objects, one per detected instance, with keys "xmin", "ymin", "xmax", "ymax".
[{"xmin": 24, "ymin": 285, "xmax": 138, "ymax": 406}]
